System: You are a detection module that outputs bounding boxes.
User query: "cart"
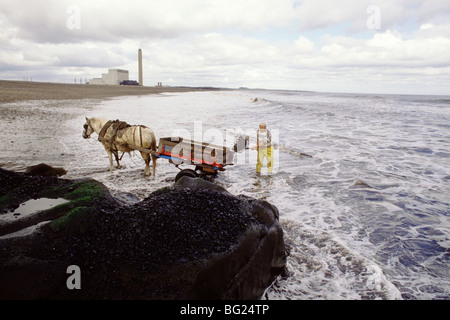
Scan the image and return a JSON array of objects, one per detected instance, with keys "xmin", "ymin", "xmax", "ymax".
[
  {"xmin": 99, "ymin": 135, "xmax": 235, "ymax": 181},
  {"xmin": 155, "ymin": 137, "xmax": 234, "ymax": 182}
]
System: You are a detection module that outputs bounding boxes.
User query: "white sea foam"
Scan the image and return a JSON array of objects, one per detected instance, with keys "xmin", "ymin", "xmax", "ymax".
[{"xmin": 264, "ymin": 219, "xmax": 402, "ymax": 300}]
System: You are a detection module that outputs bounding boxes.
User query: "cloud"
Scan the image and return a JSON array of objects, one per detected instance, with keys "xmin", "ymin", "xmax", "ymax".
[
  {"xmin": 294, "ymin": 36, "xmax": 315, "ymax": 52},
  {"xmin": 294, "ymin": 0, "xmax": 450, "ymax": 35},
  {"xmin": 139, "ymin": 27, "xmax": 450, "ymax": 92},
  {"xmin": 0, "ymin": 0, "xmax": 449, "ymax": 94},
  {"xmin": 0, "ymin": 0, "xmax": 298, "ymax": 44},
  {"xmin": 314, "ymin": 30, "xmax": 450, "ymax": 70}
]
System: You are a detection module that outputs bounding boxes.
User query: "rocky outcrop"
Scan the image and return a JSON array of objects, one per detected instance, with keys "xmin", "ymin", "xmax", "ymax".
[
  {"xmin": 0, "ymin": 168, "xmax": 286, "ymax": 299},
  {"xmin": 175, "ymin": 177, "xmax": 286, "ymax": 300},
  {"xmin": 25, "ymin": 163, "xmax": 67, "ymax": 177}
]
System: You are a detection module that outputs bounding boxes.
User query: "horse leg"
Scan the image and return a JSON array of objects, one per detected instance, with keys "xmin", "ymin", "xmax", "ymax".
[
  {"xmin": 141, "ymin": 151, "xmax": 151, "ymax": 176},
  {"xmin": 107, "ymin": 150, "xmax": 115, "ymax": 172},
  {"xmin": 113, "ymin": 150, "xmax": 121, "ymax": 169},
  {"xmin": 152, "ymin": 154, "xmax": 157, "ymax": 176}
]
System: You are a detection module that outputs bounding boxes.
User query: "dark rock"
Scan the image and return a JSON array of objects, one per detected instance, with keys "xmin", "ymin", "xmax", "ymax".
[
  {"xmin": 25, "ymin": 163, "xmax": 67, "ymax": 177},
  {"xmin": 112, "ymin": 191, "xmax": 140, "ymax": 205},
  {"xmin": 174, "ymin": 175, "xmax": 229, "ymax": 193},
  {"xmin": 0, "ymin": 170, "xmax": 286, "ymax": 300}
]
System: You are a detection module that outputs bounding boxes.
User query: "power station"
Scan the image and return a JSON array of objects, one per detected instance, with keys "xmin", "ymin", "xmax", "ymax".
[{"xmin": 89, "ymin": 49, "xmax": 143, "ymax": 86}]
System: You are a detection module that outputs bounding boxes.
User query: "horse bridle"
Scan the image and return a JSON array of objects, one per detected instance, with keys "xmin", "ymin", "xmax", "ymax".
[{"xmin": 83, "ymin": 119, "xmax": 94, "ymax": 138}]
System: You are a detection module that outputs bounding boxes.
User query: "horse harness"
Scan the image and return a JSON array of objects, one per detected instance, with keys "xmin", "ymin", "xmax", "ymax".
[{"xmin": 98, "ymin": 120, "xmax": 146, "ymax": 162}]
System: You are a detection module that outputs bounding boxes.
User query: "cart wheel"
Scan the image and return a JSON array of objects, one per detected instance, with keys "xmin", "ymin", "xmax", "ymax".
[{"xmin": 175, "ymin": 169, "xmax": 199, "ymax": 182}]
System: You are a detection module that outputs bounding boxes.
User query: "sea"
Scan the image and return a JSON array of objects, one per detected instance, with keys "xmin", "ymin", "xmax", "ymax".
[{"xmin": 1, "ymin": 89, "xmax": 449, "ymax": 300}]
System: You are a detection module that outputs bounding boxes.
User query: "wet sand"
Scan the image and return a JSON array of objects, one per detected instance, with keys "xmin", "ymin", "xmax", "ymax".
[{"xmin": 0, "ymin": 80, "xmax": 217, "ymax": 103}]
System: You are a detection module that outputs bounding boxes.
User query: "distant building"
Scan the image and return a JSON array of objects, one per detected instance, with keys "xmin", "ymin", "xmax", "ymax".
[{"xmin": 89, "ymin": 69, "xmax": 129, "ymax": 85}]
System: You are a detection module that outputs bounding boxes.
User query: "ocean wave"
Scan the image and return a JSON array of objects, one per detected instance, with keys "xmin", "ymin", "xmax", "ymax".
[{"xmin": 263, "ymin": 219, "xmax": 402, "ymax": 300}]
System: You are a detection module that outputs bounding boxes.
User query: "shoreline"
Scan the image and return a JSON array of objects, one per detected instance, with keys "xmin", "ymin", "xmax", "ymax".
[{"xmin": 0, "ymin": 80, "xmax": 223, "ymax": 103}]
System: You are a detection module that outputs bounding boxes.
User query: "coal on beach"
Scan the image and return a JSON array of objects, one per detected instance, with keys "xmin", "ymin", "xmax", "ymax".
[{"xmin": 0, "ymin": 166, "xmax": 286, "ymax": 300}]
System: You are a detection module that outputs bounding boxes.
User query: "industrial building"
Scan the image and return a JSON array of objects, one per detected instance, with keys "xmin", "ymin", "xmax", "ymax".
[{"xmin": 89, "ymin": 69, "xmax": 129, "ymax": 85}]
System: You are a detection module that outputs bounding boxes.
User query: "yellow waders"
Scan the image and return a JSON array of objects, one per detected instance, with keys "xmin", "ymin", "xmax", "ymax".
[{"xmin": 256, "ymin": 146, "xmax": 274, "ymax": 174}]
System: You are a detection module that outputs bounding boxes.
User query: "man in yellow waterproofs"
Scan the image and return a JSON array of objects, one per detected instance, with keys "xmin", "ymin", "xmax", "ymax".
[{"xmin": 251, "ymin": 122, "xmax": 274, "ymax": 174}]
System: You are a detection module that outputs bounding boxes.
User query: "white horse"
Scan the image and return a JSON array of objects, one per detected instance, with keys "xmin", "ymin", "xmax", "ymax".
[{"xmin": 82, "ymin": 117, "xmax": 157, "ymax": 176}]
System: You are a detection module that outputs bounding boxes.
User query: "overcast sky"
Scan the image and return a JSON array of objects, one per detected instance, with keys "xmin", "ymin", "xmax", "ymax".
[{"xmin": 1, "ymin": 0, "xmax": 449, "ymax": 95}]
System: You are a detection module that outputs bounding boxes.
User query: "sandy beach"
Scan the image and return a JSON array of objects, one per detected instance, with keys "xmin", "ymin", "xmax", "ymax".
[
  {"xmin": 0, "ymin": 80, "xmax": 218, "ymax": 173},
  {"xmin": 0, "ymin": 80, "xmax": 215, "ymax": 103}
]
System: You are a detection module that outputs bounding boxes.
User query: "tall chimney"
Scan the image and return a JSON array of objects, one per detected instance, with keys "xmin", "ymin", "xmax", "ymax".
[{"xmin": 138, "ymin": 48, "xmax": 143, "ymax": 86}]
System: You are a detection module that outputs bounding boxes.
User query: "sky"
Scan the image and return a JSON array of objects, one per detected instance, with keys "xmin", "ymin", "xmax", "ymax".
[{"xmin": 1, "ymin": 0, "xmax": 449, "ymax": 95}]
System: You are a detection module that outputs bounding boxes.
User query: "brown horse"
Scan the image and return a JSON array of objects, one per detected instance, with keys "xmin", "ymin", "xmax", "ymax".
[{"xmin": 82, "ymin": 117, "xmax": 157, "ymax": 176}]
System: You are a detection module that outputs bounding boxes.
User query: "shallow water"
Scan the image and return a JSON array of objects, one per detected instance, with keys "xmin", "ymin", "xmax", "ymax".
[
  {"xmin": 3, "ymin": 198, "xmax": 69, "ymax": 221},
  {"xmin": 1, "ymin": 90, "xmax": 449, "ymax": 299}
]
